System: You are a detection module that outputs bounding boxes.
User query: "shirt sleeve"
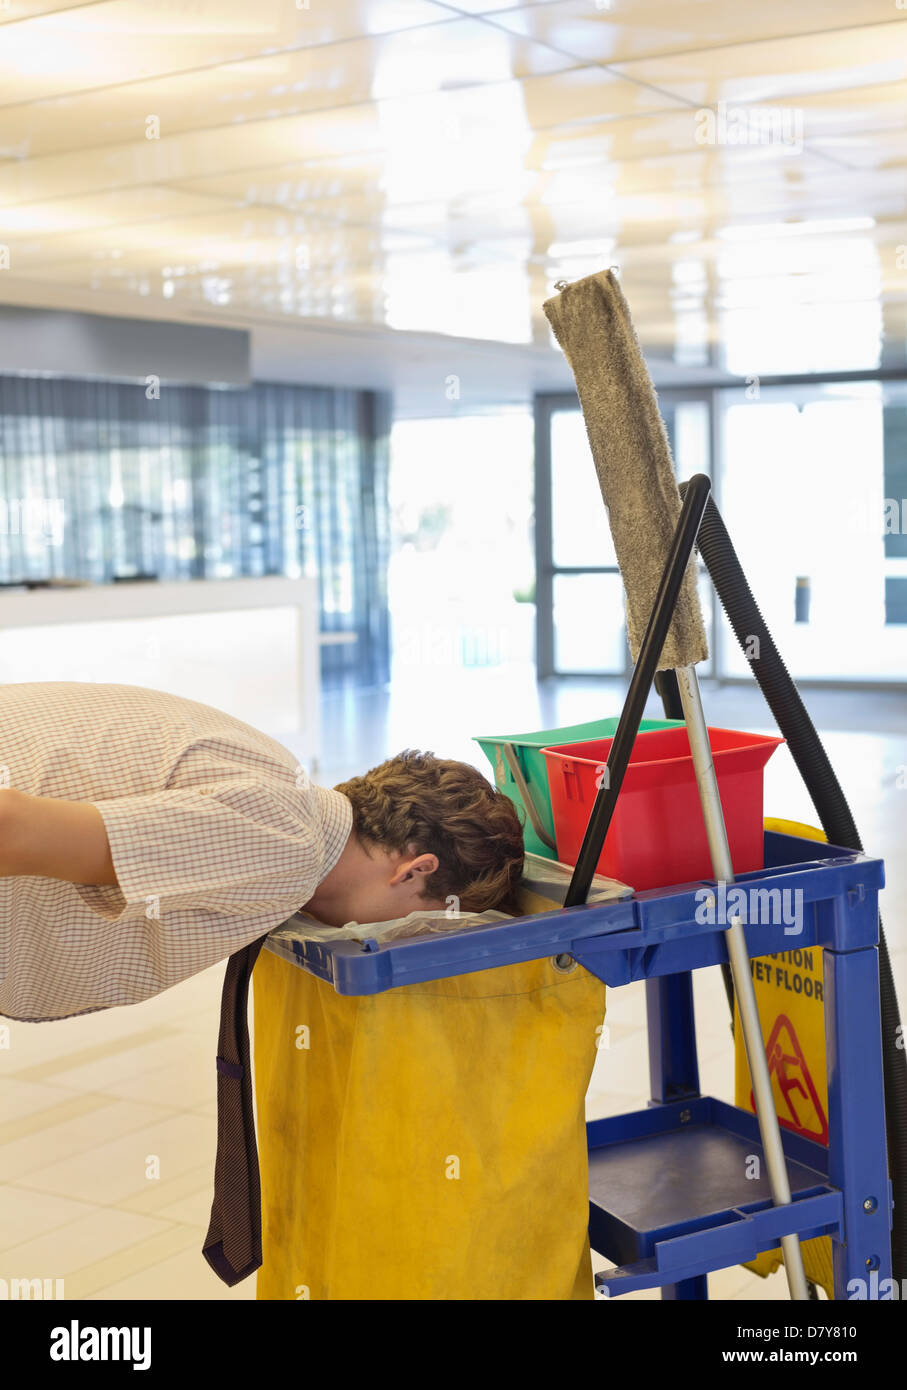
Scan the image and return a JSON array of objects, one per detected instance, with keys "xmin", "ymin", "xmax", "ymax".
[{"xmin": 72, "ymin": 775, "xmax": 326, "ymax": 926}]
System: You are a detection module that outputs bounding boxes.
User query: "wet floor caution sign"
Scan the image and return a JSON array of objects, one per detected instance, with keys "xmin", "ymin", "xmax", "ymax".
[
  {"xmin": 734, "ymin": 818, "xmax": 833, "ymax": 1296},
  {"xmin": 762, "ymin": 1011, "xmax": 828, "ymax": 1144}
]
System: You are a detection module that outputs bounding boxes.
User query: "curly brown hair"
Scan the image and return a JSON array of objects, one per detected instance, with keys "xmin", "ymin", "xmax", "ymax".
[{"xmin": 333, "ymin": 749, "xmax": 525, "ymax": 915}]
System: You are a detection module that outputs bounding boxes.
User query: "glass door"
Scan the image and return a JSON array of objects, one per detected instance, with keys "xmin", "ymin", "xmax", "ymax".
[
  {"xmin": 717, "ymin": 380, "xmax": 907, "ymax": 682},
  {"xmin": 536, "ymin": 391, "xmax": 714, "ymax": 677}
]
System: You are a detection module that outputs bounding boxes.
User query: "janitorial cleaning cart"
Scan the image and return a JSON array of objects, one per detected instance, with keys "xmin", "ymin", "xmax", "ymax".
[
  {"xmin": 246, "ymin": 269, "xmax": 904, "ymax": 1301},
  {"xmin": 257, "ymin": 820, "xmax": 889, "ymax": 1299}
]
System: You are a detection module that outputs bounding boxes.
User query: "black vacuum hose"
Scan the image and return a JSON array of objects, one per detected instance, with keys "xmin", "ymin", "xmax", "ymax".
[{"xmin": 682, "ymin": 485, "xmax": 907, "ymax": 1284}]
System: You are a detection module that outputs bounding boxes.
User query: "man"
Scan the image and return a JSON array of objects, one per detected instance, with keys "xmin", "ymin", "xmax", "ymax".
[{"xmin": 0, "ymin": 681, "xmax": 525, "ymax": 1022}]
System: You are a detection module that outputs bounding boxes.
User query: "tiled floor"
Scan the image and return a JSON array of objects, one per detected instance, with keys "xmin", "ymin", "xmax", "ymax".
[{"xmin": 1, "ymin": 666, "xmax": 904, "ymax": 1300}]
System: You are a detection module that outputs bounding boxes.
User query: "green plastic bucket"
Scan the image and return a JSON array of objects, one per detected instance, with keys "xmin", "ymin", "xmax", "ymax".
[{"xmin": 474, "ymin": 716, "xmax": 681, "ymax": 860}]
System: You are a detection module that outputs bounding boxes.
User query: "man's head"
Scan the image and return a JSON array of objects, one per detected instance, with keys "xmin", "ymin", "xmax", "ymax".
[{"xmin": 303, "ymin": 749, "xmax": 525, "ymax": 928}]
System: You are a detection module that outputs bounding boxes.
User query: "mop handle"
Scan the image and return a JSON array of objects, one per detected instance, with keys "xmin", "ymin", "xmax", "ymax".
[
  {"xmin": 564, "ymin": 473, "xmax": 711, "ymax": 909},
  {"xmin": 676, "ymin": 666, "xmax": 809, "ymax": 1300}
]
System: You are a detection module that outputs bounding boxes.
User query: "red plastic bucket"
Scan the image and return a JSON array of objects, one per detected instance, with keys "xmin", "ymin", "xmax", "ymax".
[{"xmin": 541, "ymin": 726, "xmax": 784, "ymax": 892}]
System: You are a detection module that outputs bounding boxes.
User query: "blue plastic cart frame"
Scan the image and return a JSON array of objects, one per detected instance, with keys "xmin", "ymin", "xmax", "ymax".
[{"xmin": 265, "ymin": 830, "xmax": 892, "ymax": 1300}]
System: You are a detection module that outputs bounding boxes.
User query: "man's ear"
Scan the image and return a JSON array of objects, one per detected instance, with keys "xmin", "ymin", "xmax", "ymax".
[
  {"xmin": 407, "ymin": 851, "xmax": 439, "ymax": 880},
  {"xmin": 391, "ymin": 850, "xmax": 438, "ymax": 887}
]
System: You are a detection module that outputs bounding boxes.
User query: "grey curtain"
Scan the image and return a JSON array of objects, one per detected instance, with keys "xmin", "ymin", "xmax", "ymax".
[{"xmin": 0, "ymin": 375, "xmax": 391, "ymax": 687}]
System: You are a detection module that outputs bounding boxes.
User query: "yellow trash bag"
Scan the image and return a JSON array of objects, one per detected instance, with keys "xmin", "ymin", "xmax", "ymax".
[
  {"xmin": 253, "ymin": 937, "xmax": 607, "ymax": 1300},
  {"xmin": 734, "ymin": 816, "xmax": 833, "ymax": 1298}
]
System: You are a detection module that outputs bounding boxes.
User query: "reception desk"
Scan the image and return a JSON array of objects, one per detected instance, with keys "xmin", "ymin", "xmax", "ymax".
[{"xmin": 0, "ymin": 576, "xmax": 351, "ymax": 771}]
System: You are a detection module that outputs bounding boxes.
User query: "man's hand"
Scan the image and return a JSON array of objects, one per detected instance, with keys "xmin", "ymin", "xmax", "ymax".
[{"xmin": 0, "ymin": 788, "xmax": 118, "ymax": 885}]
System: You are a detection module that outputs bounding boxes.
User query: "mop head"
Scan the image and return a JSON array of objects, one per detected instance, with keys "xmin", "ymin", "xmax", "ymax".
[{"xmin": 543, "ymin": 269, "xmax": 708, "ymax": 671}]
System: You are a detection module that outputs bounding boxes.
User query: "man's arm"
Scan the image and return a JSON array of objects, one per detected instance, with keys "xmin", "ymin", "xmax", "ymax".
[{"xmin": 0, "ymin": 788, "xmax": 118, "ymax": 885}]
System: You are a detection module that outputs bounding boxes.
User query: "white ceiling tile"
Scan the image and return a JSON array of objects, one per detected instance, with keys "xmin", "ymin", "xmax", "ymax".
[
  {"xmin": 610, "ymin": 22, "xmax": 907, "ymax": 107},
  {"xmin": 488, "ymin": 0, "xmax": 900, "ymax": 66},
  {"xmin": 0, "ymin": 17, "xmax": 573, "ymax": 159}
]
